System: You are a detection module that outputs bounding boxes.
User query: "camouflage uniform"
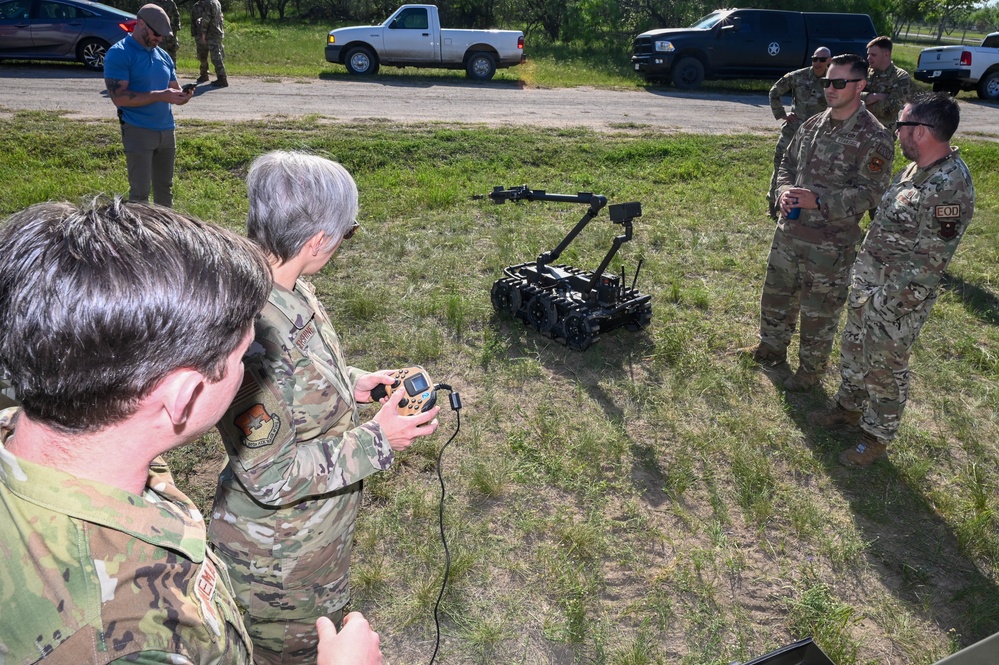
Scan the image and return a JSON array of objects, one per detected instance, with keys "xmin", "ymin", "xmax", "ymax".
[
  {"xmin": 0, "ymin": 408, "xmax": 252, "ymax": 665},
  {"xmin": 759, "ymin": 104, "xmax": 894, "ymax": 374},
  {"xmin": 834, "ymin": 148, "xmax": 975, "ymax": 443},
  {"xmin": 192, "ymin": 0, "xmax": 226, "ymax": 81},
  {"xmin": 767, "ymin": 66, "xmax": 828, "ymax": 219},
  {"xmin": 150, "ymin": 0, "xmax": 181, "ymax": 64},
  {"xmin": 209, "ymin": 280, "xmax": 394, "ymax": 665},
  {"xmin": 864, "ymin": 63, "xmax": 911, "ymax": 134}
]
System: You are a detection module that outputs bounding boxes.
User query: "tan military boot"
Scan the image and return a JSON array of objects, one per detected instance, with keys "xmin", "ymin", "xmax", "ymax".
[
  {"xmin": 838, "ymin": 433, "xmax": 888, "ymax": 468},
  {"xmin": 783, "ymin": 368, "xmax": 820, "ymax": 392},
  {"xmin": 808, "ymin": 404, "xmax": 861, "ymax": 428},
  {"xmin": 736, "ymin": 342, "xmax": 787, "ymax": 367}
]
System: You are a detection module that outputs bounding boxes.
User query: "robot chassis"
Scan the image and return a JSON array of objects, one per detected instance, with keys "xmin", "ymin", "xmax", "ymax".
[{"xmin": 487, "ymin": 185, "xmax": 653, "ymax": 351}]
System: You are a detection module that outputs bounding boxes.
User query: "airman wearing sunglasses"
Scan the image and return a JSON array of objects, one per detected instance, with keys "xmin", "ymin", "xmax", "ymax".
[
  {"xmin": 812, "ymin": 92, "xmax": 975, "ymax": 468},
  {"xmin": 863, "ymin": 36, "xmax": 911, "ymax": 135},
  {"xmin": 766, "ymin": 47, "xmax": 832, "ymax": 220},
  {"xmin": 741, "ymin": 54, "xmax": 894, "ymax": 393}
]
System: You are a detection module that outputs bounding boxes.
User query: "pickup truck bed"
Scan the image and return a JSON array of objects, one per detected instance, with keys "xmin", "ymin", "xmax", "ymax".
[{"xmin": 914, "ymin": 33, "xmax": 999, "ymax": 101}]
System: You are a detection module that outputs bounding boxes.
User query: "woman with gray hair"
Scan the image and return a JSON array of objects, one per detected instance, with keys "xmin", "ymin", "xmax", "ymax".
[{"xmin": 208, "ymin": 151, "xmax": 439, "ymax": 665}]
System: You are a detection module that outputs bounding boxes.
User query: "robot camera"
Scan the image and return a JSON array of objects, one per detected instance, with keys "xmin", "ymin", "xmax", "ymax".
[{"xmin": 609, "ymin": 202, "xmax": 642, "ymax": 224}]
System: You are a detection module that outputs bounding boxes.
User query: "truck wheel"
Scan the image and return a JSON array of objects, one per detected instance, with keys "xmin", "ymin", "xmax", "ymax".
[
  {"xmin": 932, "ymin": 81, "xmax": 960, "ymax": 97},
  {"xmin": 345, "ymin": 46, "xmax": 379, "ymax": 76},
  {"xmin": 672, "ymin": 57, "xmax": 704, "ymax": 90},
  {"xmin": 977, "ymin": 71, "xmax": 999, "ymax": 101},
  {"xmin": 466, "ymin": 52, "xmax": 496, "ymax": 80}
]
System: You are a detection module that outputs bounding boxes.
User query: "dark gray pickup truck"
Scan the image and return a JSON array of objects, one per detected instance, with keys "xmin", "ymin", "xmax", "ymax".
[{"xmin": 632, "ymin": 8, "xmax": 876, "ymax": 89}]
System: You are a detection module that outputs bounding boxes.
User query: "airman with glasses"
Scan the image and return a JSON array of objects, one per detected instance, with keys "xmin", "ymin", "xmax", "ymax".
[{"xmin": 811, "ymin": 92, "xmax": 975, "ymax": 468}]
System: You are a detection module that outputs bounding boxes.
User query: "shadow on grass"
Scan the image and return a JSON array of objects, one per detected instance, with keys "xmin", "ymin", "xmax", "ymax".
[
  {"xmin": 492, "ymin": 317, "xmax": 668, "ymax": 498},
  {"xmin": 941, "ymin": 271, "xmax": 999, "ymax": 326},
  {"xmin": 775, "ymin": 380, "xmax": 999, "ymax": 648}
]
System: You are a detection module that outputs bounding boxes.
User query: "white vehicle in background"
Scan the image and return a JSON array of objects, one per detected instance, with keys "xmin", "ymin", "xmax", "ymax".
[
  {"xmin": 914, "ymin": 32, "xmax": 999, "ymax": 101},
  {"xmin": 324, "ymin": 4, "xmax": 524, "ymax": 80}
]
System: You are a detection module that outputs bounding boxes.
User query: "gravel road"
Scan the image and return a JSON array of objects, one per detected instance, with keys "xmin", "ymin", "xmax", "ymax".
[{"xmin": 1, "ymin": 64, "xmax": 997, "ymax": 137}]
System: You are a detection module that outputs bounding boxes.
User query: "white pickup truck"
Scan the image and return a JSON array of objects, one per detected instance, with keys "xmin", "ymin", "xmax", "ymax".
[
  {"xmin": 325, "ymin": 4, "xmax": 524, "ymax": 80},
  {"xmin": 914, "ymin": 32, "xmax": 999, "ymax": 101}
]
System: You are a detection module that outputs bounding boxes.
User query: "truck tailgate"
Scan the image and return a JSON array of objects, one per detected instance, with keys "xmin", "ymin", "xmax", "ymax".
[{"xmin": 918, "ymin": 46, "xmax": 965, "ymax": 70}]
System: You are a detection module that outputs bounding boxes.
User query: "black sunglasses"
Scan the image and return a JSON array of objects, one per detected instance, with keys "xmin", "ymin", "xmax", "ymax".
[
  {"xmin": 895, "ymin": 120, "xmax": 934, "ymax": 129},
  {"xmin": 145, "ymin": 22, "xmax": 161, "ymax": 37},
  {"xmin": 343, "ymin": 221, "xmax": 360, "ymax": 240},
  {"xmin": 811, "ymin": 56, "xmax": 828, "ymax": 62},
  {"xmin": 820, "ymin": 77, "xmax": 862, "ymax": 89}
]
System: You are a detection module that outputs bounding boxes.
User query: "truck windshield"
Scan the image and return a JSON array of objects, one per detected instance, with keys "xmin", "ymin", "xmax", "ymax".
[{"xmin": 689, "ymin": 12, "xmax": 726, "ymax": 29}]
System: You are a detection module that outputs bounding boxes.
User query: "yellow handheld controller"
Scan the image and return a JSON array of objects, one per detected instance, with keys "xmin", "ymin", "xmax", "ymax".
[{"xmin": 369, "ymin": 366, "xmax": 437, "ymax": 416}]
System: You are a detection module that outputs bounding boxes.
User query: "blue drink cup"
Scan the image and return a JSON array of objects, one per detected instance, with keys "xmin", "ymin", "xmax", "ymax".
[{"xmin": 787, "ymin": 197, "xmax": 800, "ymax": 220}]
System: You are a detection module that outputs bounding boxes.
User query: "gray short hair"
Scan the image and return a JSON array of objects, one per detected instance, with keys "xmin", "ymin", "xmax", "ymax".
[{"xmin": 246, "ymin": 151, "xmax": 359, "ymax": 262}]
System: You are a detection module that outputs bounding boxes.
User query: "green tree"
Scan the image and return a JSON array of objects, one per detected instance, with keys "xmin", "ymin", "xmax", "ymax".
[
  {"xmin": 968, "ymin": 4, "xmax": 999, "ymax": 32},
  {"xmin": 511, "ymin": 0, "xmax": 571, "ymax": 40},
  {"xmin": 926, "ymin": 0, "xmax": 978, "ymax": 42},
  {"xmin": 886, "ymin": 0, "xmax": 933, "ymax": 39}
]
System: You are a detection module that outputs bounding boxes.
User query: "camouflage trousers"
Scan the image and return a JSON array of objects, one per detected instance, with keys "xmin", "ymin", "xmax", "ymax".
[
  {"xmin": 198, "ymin": 37, "xmax": 226, "ymax": 78},
  {"xmin": 767, "ymin": 121, "xmax": 800, "ymax": 219},
  {"xmin": 833, "ymin": 294, "xmax": 935, "ymax": 444},
  {"xmin": 160, "ymin": 35, "xmax": 178, "ymax": 64},
  {"xmin": 246, "ymin": 607, "xmax": 345, "ymax": 665},
  {"xmin": 759, "ymin": 226, "xmax": 857, "ymax": 374}
]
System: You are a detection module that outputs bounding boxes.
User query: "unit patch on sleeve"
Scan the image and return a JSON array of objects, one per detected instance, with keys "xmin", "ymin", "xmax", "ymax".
[
  {"xmin": 868, "ymin": 156, "xmax": 885, "ymax": 173},
  {"xmin": 935, "ymin": 204, "xmax": 962, "ymax": 240},
  {"xmin": 234, "ymin": 403, "xmax": 282, "ymax": 449}
]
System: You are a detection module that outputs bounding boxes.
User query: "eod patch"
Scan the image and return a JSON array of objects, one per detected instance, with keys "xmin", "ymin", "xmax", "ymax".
[{"xmin": 935, "ymin": 203, "xmax": 962, "ymax": 240}]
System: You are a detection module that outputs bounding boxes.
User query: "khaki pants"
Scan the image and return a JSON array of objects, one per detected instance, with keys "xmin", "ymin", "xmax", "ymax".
[{"xmin": 121, "ymin": 123, "xmax": 176, "ymax": 208}]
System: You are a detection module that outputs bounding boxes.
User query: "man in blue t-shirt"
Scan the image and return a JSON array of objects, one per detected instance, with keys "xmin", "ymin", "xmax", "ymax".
[{"xmin": 104, "ymin": 4, "xmax": 193, "ymax": 207}]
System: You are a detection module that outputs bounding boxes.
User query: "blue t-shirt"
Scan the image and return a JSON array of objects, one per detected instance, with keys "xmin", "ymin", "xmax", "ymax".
[{"xmin": 104, "ymin": 35, "xmax": 177, "ymax": 131}]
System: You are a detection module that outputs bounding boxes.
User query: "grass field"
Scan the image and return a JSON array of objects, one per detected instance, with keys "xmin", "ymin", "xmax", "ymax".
[{"xmin": 1, "ymin": 110, "xmax": 997, "ymax": 665}]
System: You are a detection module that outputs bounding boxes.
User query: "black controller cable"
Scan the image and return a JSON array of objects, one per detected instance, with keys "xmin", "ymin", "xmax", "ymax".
[{"xmin": 428, "ymin": 383, "xmax": 461, "ymax": 665}]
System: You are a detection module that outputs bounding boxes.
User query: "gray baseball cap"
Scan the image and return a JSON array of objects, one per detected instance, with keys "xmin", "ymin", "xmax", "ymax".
[{"xmin": 136, "ymin": 4, "xmax": 173, "ymax": 37}]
